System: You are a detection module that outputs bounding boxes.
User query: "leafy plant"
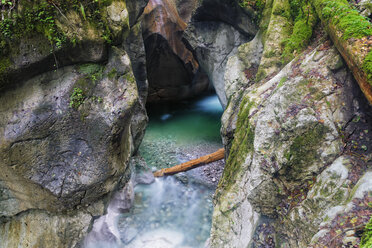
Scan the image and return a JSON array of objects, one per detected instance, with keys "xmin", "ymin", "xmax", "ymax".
[{"xmin": 69, "ymin": 87, "xmax": 86, "ymax": 109}]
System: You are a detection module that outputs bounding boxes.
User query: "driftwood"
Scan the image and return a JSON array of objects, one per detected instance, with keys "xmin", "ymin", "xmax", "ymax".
[{"xmin": 153, "ymin": 148, "xmax": 225, "ymax": 177}]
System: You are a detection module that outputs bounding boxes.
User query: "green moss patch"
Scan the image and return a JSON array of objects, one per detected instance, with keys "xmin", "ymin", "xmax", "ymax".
[
  {"xmin": 363, "ymin": 51, "xmax": 372, "ymax": 86},
  {"xmin": 272, "ymin": 0, "xmax": 291, "ymax": 19},
  {"xmin": 218, "ymin": 96, "xmax": 255, "ymax": 191},
  {"xmin": 0, "ymin": 57, "xmax": 11, "ymax": 83},
  {"xmin": 316, "ymin": 0, "xmax": 372, "ymax": 40},
  {"xmin": 0, "ymin": 0, "xmax": 116, "ymax": 56},
  {"xmin": 361, "ymin": 216, "xmax": 372, "ymax": 248},
  {"xmin": 277, "ymin": 76, "xmax": 288, "ymax": 88},
  {"xmin": 239, "ymin": 0, "xmax": 266, "ymax": 21},
  {"xmin": 69, "ymin": 87, "xmax": 86, "ymax": 109},
  {"xmin": 283, "ymin": 124, "xmax": 329, "ymax": 180},
  {"xmin": 282, "ymin": 3, "xmax": 317, "ymax": 63}
]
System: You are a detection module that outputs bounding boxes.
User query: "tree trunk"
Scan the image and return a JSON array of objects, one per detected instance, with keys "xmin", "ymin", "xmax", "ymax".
[
  {"xmin": 310, "ymin": 0, "xmax": 372, "ymax": 104},
  {"xmin": 153, "ymin": 148, "xmax": 225, "ymax": 177}
]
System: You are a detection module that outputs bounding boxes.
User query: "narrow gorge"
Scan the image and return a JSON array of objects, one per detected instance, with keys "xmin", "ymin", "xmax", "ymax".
[{"xmin": 0, "ymin": 0, "xmax": 371, "ymax": 248}]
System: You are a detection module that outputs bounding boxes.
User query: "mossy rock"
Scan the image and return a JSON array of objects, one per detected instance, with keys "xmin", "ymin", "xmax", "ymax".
[
  {"xmin": 218, "ymin": 96, "xmax": 255, "ymax": 191},
  {"xmin": 282, "ymin": 124, "xmax": 330, "ymax": 180}
]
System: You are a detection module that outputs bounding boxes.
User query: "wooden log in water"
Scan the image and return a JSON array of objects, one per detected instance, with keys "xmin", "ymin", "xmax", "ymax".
[{"xmin": 153, "ymin": 148, "xmax": 225, "ymax": 177}]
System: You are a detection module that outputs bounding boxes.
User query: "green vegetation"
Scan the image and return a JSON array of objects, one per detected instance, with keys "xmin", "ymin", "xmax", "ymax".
[
  {"xmin": 69, "ymin": 87, "xmax": 86, "ymax": 109},
  {"xmin": 79, "ymin": 63, "xmax": 103, "ymax": 83},
  {"xmin": 0, "ymin": 57, "xmax": 11, "ymax": 83},
  {"xmin": 277, "ymin": 76, "xmax": 288, "ymax": 88},
  {"xmin": 361, "ymin": 216, "xmax": 372, "ymax": 248},
  {"xmin": 0, "ymin": 0, "xmax": 116, "ymax": 56},
  {"xmin": 283, "ymin": 124, "xmax": 328, "ymax": 180},
  {"xmin": 108, "ymin": 68, "xmax": 117, "ymax": 80},
  {"xmin": 238, "ymin": 0, "xmax": 266, "ymax": 12},
  {"xmin": 281, "ymin": 1, "xmax": 318, "ymax": 64},
  {"xmin": 319, "ymin": 0, "xmax": 372, "ymax": 40},
  {"xmin": 218, "ymin": 96, "xmax": 255, "ymax": 191},
  {"xmin": 272, "ymin": 0, "xmax": 291, "ymax": 19},
  {"xmin": 238, "ymin": 0, "xmax": 266, "ymax": 20},
  {"xmin": 363, "ymin": 51, "xmax": 372, "ymax": 86},
  {"xmin": 124, "ymin": 72, "xmax": 136, "ymax": 84},
  {"xmin": 255, "ymin": 69, "xmax": 267, "ymax": 82},
  {"xmin": 69, "ymin": 63, "xmax": 105, "ymax": 110}
]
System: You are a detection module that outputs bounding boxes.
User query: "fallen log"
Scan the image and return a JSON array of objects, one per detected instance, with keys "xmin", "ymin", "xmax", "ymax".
[
  {"xmin": 153, "ymin": 148, "xmax": 225, "ymax": 177},
  {"xmin": 310, "ymin": 0, "xmax": 372, "ymax": 104}
]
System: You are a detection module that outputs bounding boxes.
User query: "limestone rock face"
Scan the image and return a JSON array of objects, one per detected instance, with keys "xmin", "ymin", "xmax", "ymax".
[
  {"xmin": 0, "ymin": 210, "xmax": 92, "ymax": 248},
  {"xmin": 190, "ymin": 0, "xmax": 258, "ymax": 37},
  {"xmin": 0, "ymin": 1, "xmax": 148, "ymax": 247},
  {"xmin": 184, "ymin": 22, "xmax": 251, "ymax": 108},
  {"xmin": 174, "ymin": 0, "xmax": 198, "ymax": 22},
  {"xmin": 142, "ymin": 0, "xmax": 209, "ymax": 102},
  {"xmin": 211, "ymin": 39, "xmax": 372, "ymax": 247},
  {"xmin": 255, "ymin": 0, "xmax": 293, "ymax": 81},
  {"xmin": 183, "ymin": 0, "xmax": 256, "ymax": 107},
  {"xmin": 222, "ymin": 31, "xmax": 264, "ymax": 153}
]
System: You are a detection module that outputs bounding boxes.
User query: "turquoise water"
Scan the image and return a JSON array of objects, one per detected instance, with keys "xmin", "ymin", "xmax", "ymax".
[
  {"xmin": 85, "ymin": 94, "xmax": 224, "ymax": 248},
  {"xmin": 144, "ymin": 95, "xmax": 223, "ymax": 146},
  {"xmin": 119, "ymin": 94, "xmax": 224, "ymax": 247}
]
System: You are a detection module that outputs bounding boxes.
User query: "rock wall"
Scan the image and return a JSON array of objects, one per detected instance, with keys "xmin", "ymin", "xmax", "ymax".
[
  {"xmin": 210, "ymin": 9, "xmax": 372, "ymax": 248},
  {"xmin": 142, "ymin": 0, "xmax": 209, "ymax": 102},
  {"xmin": 183, "ymin": 0, "xmax": 257, "ymax": 107},
  {"xmin": 0, "ymin": 1, "xmax": 148, "ymax": 247}
]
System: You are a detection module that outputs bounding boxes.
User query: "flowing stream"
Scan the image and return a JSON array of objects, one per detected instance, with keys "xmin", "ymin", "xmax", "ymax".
[{"xmin": 85, "ymin": 94, "xmax": 224, "ymax": 248}]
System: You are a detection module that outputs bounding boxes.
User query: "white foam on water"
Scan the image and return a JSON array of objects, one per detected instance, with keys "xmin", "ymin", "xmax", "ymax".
[
  {"xmin": 160, "ymin": 113, "xmax": 172, "ymax": 121},
  {"xmin": 125, "ymin": 229, "xmax": 184, "ymax": 248}
]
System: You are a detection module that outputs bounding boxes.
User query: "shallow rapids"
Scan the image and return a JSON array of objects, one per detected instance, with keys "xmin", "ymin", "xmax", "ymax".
[{"xmin": 85, "ymin": 94, "xmax": 224, "ymax": 248}]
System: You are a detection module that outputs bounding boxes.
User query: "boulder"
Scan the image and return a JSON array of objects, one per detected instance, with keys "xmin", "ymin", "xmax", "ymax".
[
  {"xmin": 0, "ymin": 1, "xmax": 148, "ymax": 247},
  {"xmin": 222, "ymin": 30, "xmax": 264, "ymax": 153}
]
